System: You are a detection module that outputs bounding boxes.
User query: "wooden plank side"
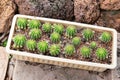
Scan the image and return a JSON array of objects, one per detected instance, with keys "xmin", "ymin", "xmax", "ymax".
[{"xmin": 0, "ymin": 47, "xmax": 8, "ymax": 80}]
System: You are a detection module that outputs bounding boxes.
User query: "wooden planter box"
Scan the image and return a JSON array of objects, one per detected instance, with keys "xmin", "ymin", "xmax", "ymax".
[{"xmin": 6, "ymin": 14, "xmax": 117, "ymax": 72}]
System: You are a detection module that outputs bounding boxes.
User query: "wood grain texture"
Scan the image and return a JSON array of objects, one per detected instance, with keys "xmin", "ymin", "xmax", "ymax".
[{"xmin": 0, "ymin": 47, "xmax": 8, "ymax": 80}]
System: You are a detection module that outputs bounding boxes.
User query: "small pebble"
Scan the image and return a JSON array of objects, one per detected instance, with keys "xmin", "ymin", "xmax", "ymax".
[{"xmin": 81, "ymin": 38, "xmax": 86, "ymax": 42}]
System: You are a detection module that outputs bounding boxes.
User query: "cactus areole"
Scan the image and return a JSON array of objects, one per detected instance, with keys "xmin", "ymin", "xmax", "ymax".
[{"xmin": 10, "ymin": 16, "xmax": 114, "ymax": 65}]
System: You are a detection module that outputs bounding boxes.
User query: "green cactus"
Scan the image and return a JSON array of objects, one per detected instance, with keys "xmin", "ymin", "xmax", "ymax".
[
  {"xmin": 26, "ymin": 40, "xmax": 36, "ymax": 51},
  {"xmin": 80, "ymin": 46, "xmax": 91, "ymax": 58},
  {"xmin": 90, "ymin": 41, "xmax": 97, "ymax": 49},
  {"xmin": 17, "ymin": 18, "xmax": 27, "ymax": 29},
  {"xmin": 66, "ymin": 25, "xmax": 77, "ymax": 37},
  {"xmin": 42, "ymin": 22, "xmax": 52, "ymax": 33},
  {"xmin": 49, "ymin": 44, "xmax": 60, "ymax": 56},
  {"xmin": 96, "ymin": 48, "xmax": 108, "ymax": 60},
  {"xmin": 64, "ymin": 44, "xmax": 75, "ymax": 56},
  {"xmin": 82, "ymin": 29, "xmax": 94, "ymax": 40},
  {"xmin": 72, "ymin": 37, "xmax": 81, "ymax": 46},
  {"xmin": 1, "ymin": 40, "xmax": 7, "ymax": 47},
  {"xmin": 29, "ymin": 29, "xmax": 42, "ymax": 40},
  {"xmin": 28, "ymin": 19, "xmax": 41, "ymax": 29},
  {"xmin": 50, "ymin": 32, "xmax": 61, "ymax": 43},
  {"xmin": 53, "ymin": 24, "xmax": 64, "ymax": 34},
  {"xmin": 13, "ymin": 34, "xmax": 26, "ymax": 48},
  {"xmin": 100, "ymin": 32, "xmax": 111, "ymax": 42},
  {"xmin": 37, "ymin": 41, "xmax": 48, "ymax": 53}
]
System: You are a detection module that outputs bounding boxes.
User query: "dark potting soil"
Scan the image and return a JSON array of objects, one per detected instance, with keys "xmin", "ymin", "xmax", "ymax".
[{"xmin": 10, "ymin": 18, "xmax": 112, "ymax": 64}]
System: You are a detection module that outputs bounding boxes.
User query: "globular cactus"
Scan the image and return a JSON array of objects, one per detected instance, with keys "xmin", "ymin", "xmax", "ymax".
[
  {"xmin": 13, "ymin": 34, "xmax": 26, "ymax": 48},
  {"xmin": 26, "ymin": 40, "xmax": 36, "ymax": 51},
  {"xmin": 80, "ymin": 46, "xmax": 91, "ymax": 58},
  {"xmin": 50, "ymin": 32, "xmax": 61, "ymax": 43},
  {"xmin": 29, "ymin": 29, "xmax": 42, "ymax": 40},
  {"xmin": 72, "ymin": 37, "xmax": 81, "ymax": 46},
  {"xmin": 66, "ymin": 25, "xmax": 77, "ymax": 37},
  {"xmin": 37, "ymin": 41, "xmax": 48, "ymax": 53},
  {"xmin": 1, "ymin": 40, "xmax": 7, "ymax": 47},
  {"xmin": 17, "ymin": 18, "xmax": 27, "ymax": 29},
  {"xmin": 49, "ymin": 44, "xmax": 60, "ymax": 56},
  {"xmin": 90, "ymin": 41, "xmax": 97, "ymax": 49},
  {"xmin": 53, "ymin": 24, "xmax": 64, "ymax": 34},
  {"xmin": 100, "ymin": 32, "xmax": 111, "ymax": 42},
  {"xmin": 82, "ymin": 29, "xmax": 94, "ymax": 40},
  {"xmin": 28, "ymin": 19, "xmax": 41, "ymax": 29},
  {"xmin": 42, "ymin": 22, "xmax": 52, "ymax": 33},
  {"xmin": 96, "ymin": 48, "xmax": 107, "ymax": 60},
  {"xmin": 64, "ymin": 44, "xmax": 75, "ymax": 56}
]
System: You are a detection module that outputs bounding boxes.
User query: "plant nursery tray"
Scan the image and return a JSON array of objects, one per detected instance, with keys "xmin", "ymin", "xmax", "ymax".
[{"xmin": 6, "ymin": 14, "xmax": 117, "ymax": 72}]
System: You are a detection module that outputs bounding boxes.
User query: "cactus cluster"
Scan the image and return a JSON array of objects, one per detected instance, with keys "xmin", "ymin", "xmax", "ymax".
[
  {"xmin": 26, "ymin": 40, "xmax": 36, "ymax": 51},
  {"xmin": 28, "ymin": 20, "xmax": 41, "ymax": 29},
  {"xmin": 13, "ymin": 34, "xmax": 26, "ymax": 48},
  {"xmin": 53, "ymin": 24, "xmax": 64, "ymax": 34},
  {"xmin": 80, "ymin": 46, "xmax": 91, "ymax": 58},
  {"xmin": 1, "ymin": 40, "xmax": 7, "ymax": 47},
  {"xmin": 82, "ymin": 29, "xmax": 94, "ymax": 40},
  {"xmin": 64, "ymin": 44, "xmax": 75, "ymax": 56},
  {"xmin": 42, "ymin": 22, "xmax": 52, "ymax": 33},
  {"xmin": 49, "ymin": 44, "xmax": 60, "ymax": 56},
  {"xmin": 50, "ymin": 32, "xmax": 61, "ymax": 43},
  {"xmin": 29, "ymin": 29, "xmax": 42, "ymax": 40},
  {"xmin": 72, "ymin": 37, "xmax": 81, "ymax": 46},
  {"xmin": 66, "ymin": 26, "xmax": 77, "ymax": 37},
  {"xmin": 96, "ymin": 48, "xmax": 107, "ymax": 60},
  {"xmin": 13, "ymin": 17, "xmax": 113, "ymax": 63},
  {"xmin": 100, "ymin": 32, "xmax": 111, "ymax": 42},
  {"xmin": 37, "ymin": 41, "xmax": 49, "ymax": 53},
  {"xmin": 90, "ymin": 41, "xmax": 97, "ymax": 49},
  {"xmin": 17, "ymin": 18, "xmax": 27, "ymax": 29}
]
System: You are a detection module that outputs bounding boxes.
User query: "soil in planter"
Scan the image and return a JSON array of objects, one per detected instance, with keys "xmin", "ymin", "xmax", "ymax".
[{"xmin": 10, "ymin": 18, "xmax": 113, "ymax": 64}]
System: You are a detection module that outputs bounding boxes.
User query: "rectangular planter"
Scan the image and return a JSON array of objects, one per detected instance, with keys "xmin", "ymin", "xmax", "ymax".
[{"xmin": 6, "ymin": 14, "xmax": 117, "ymax": 72}]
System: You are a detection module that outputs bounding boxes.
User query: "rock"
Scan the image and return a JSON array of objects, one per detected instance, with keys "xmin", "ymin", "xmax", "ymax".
[
  {"xmin": 117, "ymin": 33, "xmax": 120, "ymax": 56},
  {"xmin": 13, "ymin": 60, "xmax": 113, "ymax": 80},
  {"xmin": 0, "ymin": 0, "xmax": 16, "ymax": 33},
  {"xmin": 14, "ymin": 0, "xmax": 74, "ymax": 21},
  {"xmin": 95, "ymin": 11, "xmax": 120, "ymax": 32},
  {"xmin": 0, "ymin": 47, "xmax": 9, "ymax": 80},
  {"xmin": 74, "ymin": 0, "xmax": 100, "ymax": 24},
  {"xmin": 111, "ymin": 57, "xmax": 120, "ymax": 80},
  {"xmin": 13, "ymin": 61, "xmax": 67, "ymax": 80},
  {"xmin": 100, "ymin": 0, "xmax": 120, "ymax": 10}
]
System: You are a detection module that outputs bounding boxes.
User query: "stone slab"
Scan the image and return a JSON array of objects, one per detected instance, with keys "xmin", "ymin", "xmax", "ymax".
[
  {"xmin": 0, "ymin": 47, "xmax": 8, "ymax": 80},
  {"xmin": 13, "ymin": 60, "xmax": 112, "ymax": 80},
  {"xmin": 111, "ymin": 57, "xmax": 120, "ymax": 80},
  {"xmin": 117, "ymin": 33, "xmax": 120, "ymax": 54}
]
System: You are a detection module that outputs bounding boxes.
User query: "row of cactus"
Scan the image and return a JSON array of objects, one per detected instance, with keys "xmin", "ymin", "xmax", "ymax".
[
  {"xmin": 28, "ymin": 28, "xmax": 111, "ymax": 43},
  {"xmin": 17, "ymin": 18, "xmax": 41, "ymax": 29},
  {"xmin": 82, "ymin": 29, "xmax": 112, "ymax": 42},
  {"xmin": 13, "ymin": 34, "xmax": 108, "ymax": 60},
  {"xmin": 80, "ymin": 46, "xmax": 107, "ymax": 60},
  {"xmin": 17, "ymin": 18, "xmax": 112, "ymax": 43}
]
